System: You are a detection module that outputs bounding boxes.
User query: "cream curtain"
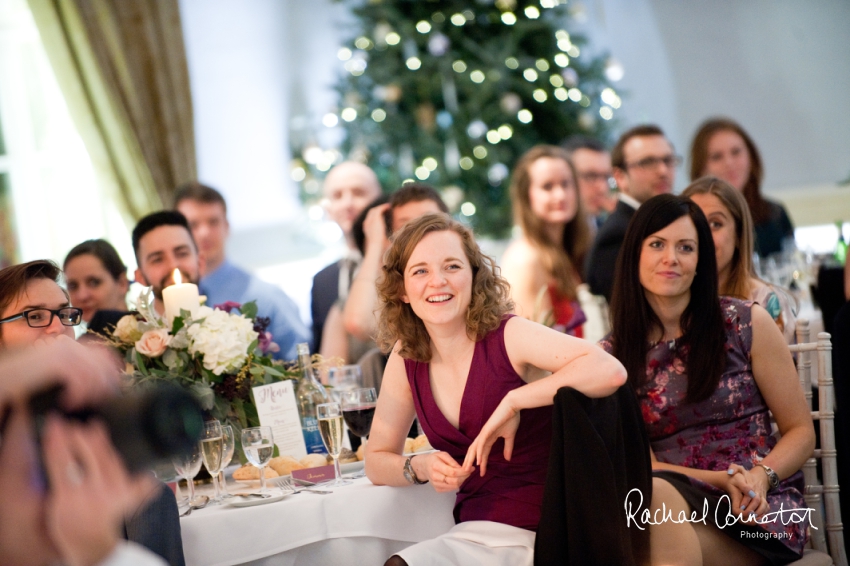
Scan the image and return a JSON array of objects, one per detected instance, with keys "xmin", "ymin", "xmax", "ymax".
[{"xmin": 27, "ymin": 0, "xmax": 196, "ymax": 223}]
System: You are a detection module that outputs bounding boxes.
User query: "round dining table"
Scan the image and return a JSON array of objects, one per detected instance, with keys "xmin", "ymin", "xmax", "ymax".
[{"xmin": 180, "ymin": 476, "xmax": 456, "ymax": 566}]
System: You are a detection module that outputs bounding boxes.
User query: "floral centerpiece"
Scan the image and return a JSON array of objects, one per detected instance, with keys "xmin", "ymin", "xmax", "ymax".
[{"xmin": 103, "ymin": 290, "xmax": 302, "ymax": 433}]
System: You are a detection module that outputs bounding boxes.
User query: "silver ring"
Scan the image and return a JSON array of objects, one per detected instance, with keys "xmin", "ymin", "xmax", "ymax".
[{"xmin": 66, "ymin": 463, "xmax": 84, "ymax": 486}]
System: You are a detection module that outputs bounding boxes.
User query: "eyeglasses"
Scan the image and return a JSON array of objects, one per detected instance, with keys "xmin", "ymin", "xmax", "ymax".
[
  {"xmin": 625, "ymin": 155, "xmax": 682, "ymax": 171},
  {"xmin": 0, "ymin": 307, "xmax": 83, "ymax": 328},
  {"xmin": 577, "ymin": 172, "xmax": 614, "ymax": 185}
]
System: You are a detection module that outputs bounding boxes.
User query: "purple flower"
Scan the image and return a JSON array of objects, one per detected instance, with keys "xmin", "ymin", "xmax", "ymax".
[
  {"xmin": 258, "ymin": 331, "xmax": 280, "ymax": 354},
  {"xmin": 214, "ymin": 301, "xmax": 242, "ymax": 314}
]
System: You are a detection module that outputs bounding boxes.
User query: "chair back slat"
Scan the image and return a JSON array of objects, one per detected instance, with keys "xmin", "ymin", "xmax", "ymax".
[{"xmin": 788, "ymin": 324, "xmax": 846, "ymax": 566}]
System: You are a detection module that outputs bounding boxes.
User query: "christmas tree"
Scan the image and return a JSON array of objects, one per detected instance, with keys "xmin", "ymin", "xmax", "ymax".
[{"xmin": 293, "ymin": 0, "xmax": 621, "ymax": 238}]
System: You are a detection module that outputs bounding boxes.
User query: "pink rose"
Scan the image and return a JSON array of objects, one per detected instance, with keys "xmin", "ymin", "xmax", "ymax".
[{"xmin": 135, "ymin": 329, "xmax": 171, "ymax": 358}]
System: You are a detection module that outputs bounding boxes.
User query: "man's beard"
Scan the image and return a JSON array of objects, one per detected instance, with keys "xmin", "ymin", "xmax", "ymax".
[{"xmin": 150, "ymin": 269, "xmax": 198, "ymax": 301}]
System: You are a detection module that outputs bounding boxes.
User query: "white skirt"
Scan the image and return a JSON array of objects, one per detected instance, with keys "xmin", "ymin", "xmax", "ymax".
[{"xmin": 395, "ymin": 521, "xmax": 535, "ymax": 566}]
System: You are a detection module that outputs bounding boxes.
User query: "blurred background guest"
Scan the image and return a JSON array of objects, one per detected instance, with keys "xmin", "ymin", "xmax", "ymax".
[
  {"xmin": 319, "ymin": 194, "xmax": 390, "ymax": 367},
  {"xmin": 501, "ymin": 145, "xmax": 589, "ymax": 337},
  {"xmin": 175, "ymin": 184, "xmax": 310, "ymax": 360},
  {"xmin": 367, "ymin": 213, "xmax": 625, "ymax": 566},
  {"xmin": 604, "ymin": 195, "xmax": 813, "ymax": 565},
  {"xmin": 689, "ymin": 117, "xmax": 794, "ymax": 259},
  {"xmin": 63, "ymin": 239, "xmax": 130, "ymax": 331},
  {"xmin": 684, "ymin": 176, "xmax": 797, "ymax": 343},
  {"xmin": 311, "ymin": 162, "xmax": 382, "ymax": 353},
  {"xmin": 343, "ymin": 183, "xmax": 448, "ymax": 343},
  {"xmin": 584, "ymin": 125, "xmax": 677, "ymax": 302},
  {"xmin": 563, "ymin": 135, "xmax": 616, "ymax": 238}
]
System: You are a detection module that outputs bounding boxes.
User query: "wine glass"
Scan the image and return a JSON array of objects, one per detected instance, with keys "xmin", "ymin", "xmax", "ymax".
[
  {"xmin": 341, "ymin": 388, "xmax": 377, "ymax": 442},
  {"xmin": 172, "ymin": 442, "xmax": 203, "ymax": 505},
  {"xmin": 218, "ymin": 424, "xmax": 236, "ymax": 498},
  {"xmin": 317, "ymin": 402, "xmax": 351, "ymax": 487},
  {"xmin": 329, "ymin": 365, "xmax": 363, "ymax": 402},
  {"xmin": 241, "ymin": 426, "xmax": 275, "ymax": 494},
  {"xmin": 200, "ymin": 420, "xmax": 224, "ymax": 503}
]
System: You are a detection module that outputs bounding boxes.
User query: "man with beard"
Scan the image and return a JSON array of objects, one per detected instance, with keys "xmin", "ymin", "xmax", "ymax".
[{"xmin": 132, "ymin": 211, "xmax": 203, "ymax": 319}]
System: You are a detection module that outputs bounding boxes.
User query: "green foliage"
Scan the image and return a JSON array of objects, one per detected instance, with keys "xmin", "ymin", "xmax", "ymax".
[{"xmin": 295, "ymin": 0, "xmax": 620, "ymax": 237}]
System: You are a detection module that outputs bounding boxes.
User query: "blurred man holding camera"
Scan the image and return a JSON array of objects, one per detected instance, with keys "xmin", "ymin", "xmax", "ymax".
[{"xmin": 0, "ymin": 260, "xmax": 172, "ymax": 566}]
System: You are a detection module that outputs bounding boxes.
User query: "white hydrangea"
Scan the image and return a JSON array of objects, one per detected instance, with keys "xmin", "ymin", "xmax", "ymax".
[{"xmin": 186, "ymin": 306, "xmax": 258, "ymax": 375}]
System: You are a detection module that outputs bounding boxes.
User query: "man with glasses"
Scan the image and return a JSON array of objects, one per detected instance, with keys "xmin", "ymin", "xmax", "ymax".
[
  {"xmin": 584, "ymin": 124, "xmax": 678, "ymax": 301},
  {"xmin": 563, "ymin": 136, "xmax": 616, "ymax": 238}
]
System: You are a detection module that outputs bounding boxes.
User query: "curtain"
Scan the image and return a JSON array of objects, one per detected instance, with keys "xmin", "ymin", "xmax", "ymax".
[{"xmin": 27, "ymin": 0, "xmax": 196, "ymax": 223}]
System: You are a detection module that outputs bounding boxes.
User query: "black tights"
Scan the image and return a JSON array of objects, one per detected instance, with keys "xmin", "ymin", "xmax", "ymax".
[{"xmin": 384, "ymin": 556, "xmax": 408, "ymax": 566}]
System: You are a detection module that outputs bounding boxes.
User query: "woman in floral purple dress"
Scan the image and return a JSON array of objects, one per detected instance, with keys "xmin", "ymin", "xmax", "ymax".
[{"xmin": 603, "ymin": 194, "xmax": 814, "ymax": 565}]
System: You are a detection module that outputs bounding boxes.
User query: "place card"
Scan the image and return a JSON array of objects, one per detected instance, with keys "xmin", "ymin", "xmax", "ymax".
[
  {"xmin": 252, "ymin": 380, "xmax": 307, "ymax": 459},
  {"xmin": 291, "ymin": 465, "xmax": 334, "ymax": 483}
]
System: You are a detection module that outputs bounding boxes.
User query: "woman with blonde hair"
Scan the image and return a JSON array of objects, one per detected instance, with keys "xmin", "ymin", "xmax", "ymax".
[
  {"xmin": 366, "ymin": 213, "xmax": 625, "ymax": 566},
  {"xmin": 683, "ymin": 176, "xmax": 797, "ymax": 342},
  {"xmin": 501, "ymin": 145, "xmax": 590, "ymax": 336}
]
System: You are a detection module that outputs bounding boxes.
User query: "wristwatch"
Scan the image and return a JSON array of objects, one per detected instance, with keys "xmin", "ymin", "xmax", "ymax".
[
  {"xmin": 402, "ymin": 456, "xmax": 428, "ymax": 485},
  {"xmin": 758, "ymin": 464, "xmax": 780, "ymax": 491}
]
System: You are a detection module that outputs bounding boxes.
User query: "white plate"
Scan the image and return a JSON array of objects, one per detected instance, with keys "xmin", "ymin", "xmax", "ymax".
[
  {"xmin": 225, "ymin": 488, "xmax": 294, "ymax": 507},
  {"xmin": 233, "ymin": 476, "xmax": 289, "ymax": 488},
  {"xmin": 340, "ymin": 460, "xmax": 365, "ymax": 475}
]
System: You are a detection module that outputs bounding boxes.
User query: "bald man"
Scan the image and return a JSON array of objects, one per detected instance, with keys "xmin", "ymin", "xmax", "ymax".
[{"xmin": 311, "ymin": 162, "xmax": 382, "ymax": 351}]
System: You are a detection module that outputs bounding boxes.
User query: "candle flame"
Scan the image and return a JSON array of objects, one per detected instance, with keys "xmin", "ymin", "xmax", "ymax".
[{"xmin": 172, "ymin": 268, "xmax": 182, "ymax": 285}]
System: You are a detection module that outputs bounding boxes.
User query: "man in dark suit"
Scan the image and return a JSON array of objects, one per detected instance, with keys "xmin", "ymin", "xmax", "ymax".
[
  {"xmin": 311, "ymin": 162, "xmax": 381, "ymax": 352},
  {"xmin": 584, "ymin": 125, "xmax": 678, "ymax": 301}
]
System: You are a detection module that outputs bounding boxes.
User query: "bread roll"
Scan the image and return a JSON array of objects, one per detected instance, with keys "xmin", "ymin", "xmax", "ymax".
[
  {"xmin": 300, "ymin": 453, "xmax": 330, "ymax": 468},
  {"xmin": 403, "ymin": 437, "xmax": 415, "ymax": 454},
  {"xmin": 356, "ymin": 444, "xmax": 365, "ymax": 461},
  {"xmin": 269, "ymin": 455, "xmax": 305, "ymax": 476},
  {"xmin": 339, "ymin": 448, "xmax": 358, "ymax": 464},
  {"xmin": 411, "ymin": 434, "xmax": 432, "ymax": 453},
  {"xmin": 232, "ymin": 464, "xmax": 279, "ymax": 480}
]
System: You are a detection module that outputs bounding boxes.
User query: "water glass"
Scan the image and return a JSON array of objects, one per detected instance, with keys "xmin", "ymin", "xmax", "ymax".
[
  {"xmin": 241, "ymin": 426, "xmax": 275, "ymax": 494},
  {"xmin": 317, "ymin": 402, "xmax": 351, "ymax": 487},
  {"xmin": 329, "ymin": 365, "xmax": 363, "ymax": 402},
  {"xmin": 172, "ymin": 443, "xmax": 203, "ymax": 505}
]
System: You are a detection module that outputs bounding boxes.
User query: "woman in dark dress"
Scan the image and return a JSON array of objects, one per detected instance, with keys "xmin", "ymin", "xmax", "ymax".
[
  {"xmin": 604, "ymin": 194, "xmax": 814, "ymax": 565},
  {"xmin": 365, "ymin": 213, "xmax": 626, "ymax": 566}
]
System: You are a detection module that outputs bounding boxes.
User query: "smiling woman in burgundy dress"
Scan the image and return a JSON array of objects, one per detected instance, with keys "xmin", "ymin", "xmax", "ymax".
[{"xmin": 365, "ymin": 213, "xmax": 626, "ymax": 566}]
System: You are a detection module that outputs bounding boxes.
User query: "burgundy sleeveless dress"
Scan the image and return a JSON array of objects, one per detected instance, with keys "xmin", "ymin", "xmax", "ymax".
[{"xmin": 404, "ymin": 315, "xmax": 552, "ymax": 531}]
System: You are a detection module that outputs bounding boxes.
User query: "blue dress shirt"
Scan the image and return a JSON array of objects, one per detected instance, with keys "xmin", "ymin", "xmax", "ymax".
[{"xmin": 199, "ymin": 260, "xmax": 310, "ymax": 360}]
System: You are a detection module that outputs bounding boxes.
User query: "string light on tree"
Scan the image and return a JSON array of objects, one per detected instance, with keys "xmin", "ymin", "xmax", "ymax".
[{"xmin": 312, "ymin": 0, "xmax": 620, "ymax": 238}]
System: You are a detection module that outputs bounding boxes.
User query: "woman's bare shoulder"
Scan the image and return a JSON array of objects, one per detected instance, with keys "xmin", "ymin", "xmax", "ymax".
[{"xmin": 501, "ymin": 237, "xmax": 543, "ymax": 269}]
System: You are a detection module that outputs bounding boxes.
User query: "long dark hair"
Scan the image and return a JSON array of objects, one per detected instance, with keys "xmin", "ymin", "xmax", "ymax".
[{"xmin": 609, "ymin": 194, "xmax": 726, "ymax": 403}]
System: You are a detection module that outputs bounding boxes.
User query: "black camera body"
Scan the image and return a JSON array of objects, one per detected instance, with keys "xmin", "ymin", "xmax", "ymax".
[{"xmin": 28, "ymin": 383, "xmax": 204, "ymax": 474}]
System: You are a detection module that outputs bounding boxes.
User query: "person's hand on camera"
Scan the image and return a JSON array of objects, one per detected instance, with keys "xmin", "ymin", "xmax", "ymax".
[
  {"xmin": 42, "ymin": 415, "xmax": 156, "ymax": 566},
  {"xmin": 27, "ymin": 334, "xmax": 121, "ymax": 409}
]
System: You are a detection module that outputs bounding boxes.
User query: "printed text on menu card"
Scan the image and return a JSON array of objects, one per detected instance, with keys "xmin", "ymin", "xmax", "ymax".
[{"xmin": 252, "ymin": 381, "xmax": 308, "ymax": 459}]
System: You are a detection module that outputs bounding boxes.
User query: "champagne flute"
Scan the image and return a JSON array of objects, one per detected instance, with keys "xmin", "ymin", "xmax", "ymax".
[
  {"xmin": 172, "ymin": 442, "xmax": 203, "ymax": 505},
  {"xmin": 317, "ymin": 402, "xmax": 351, "ymax": 487},
  {"xmin": 200, "ymin": 420, "xmax": 224, "ymax": 503},
  {"xmin": 241, "ymin": 426, "xmax": 275, "ymax": 494},
  {"xmin": 218, "ymin": 424, "xmax": 236, "ymax": 498},
  {"xmin": 341, "ymin": 388, "xmax": 377, "ymax": 442}
]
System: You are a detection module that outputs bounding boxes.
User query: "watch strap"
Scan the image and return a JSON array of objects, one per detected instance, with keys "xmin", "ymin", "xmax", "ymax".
[{"xmin": 404, "ymin": 456, "xmax": 428, "ymax": 485}]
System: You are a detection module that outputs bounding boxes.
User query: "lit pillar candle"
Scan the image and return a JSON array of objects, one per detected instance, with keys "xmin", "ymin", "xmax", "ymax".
[{"xmin": 162, "ymin": 269, "xmax": 200, "ymax": 324}]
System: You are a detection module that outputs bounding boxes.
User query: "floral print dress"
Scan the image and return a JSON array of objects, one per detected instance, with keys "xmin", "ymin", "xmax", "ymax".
[{"xmin": 601, "ymin": 297, "xmax": 808, "ymax": 559}]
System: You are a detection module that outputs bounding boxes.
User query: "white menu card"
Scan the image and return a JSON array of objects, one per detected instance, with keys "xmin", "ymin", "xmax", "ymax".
[{"xmin": 252, "ymin": 380, "xmax": 307, "ymax": 459}]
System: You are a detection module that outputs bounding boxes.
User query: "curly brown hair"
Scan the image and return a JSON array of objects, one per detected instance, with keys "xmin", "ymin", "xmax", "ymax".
[{"xmin": 376, "ymin": 213, "xmax": 513, "ymax": 362}]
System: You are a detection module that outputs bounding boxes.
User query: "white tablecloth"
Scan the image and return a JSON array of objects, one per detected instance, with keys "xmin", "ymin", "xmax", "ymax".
[{"xmin": 180, "ymin": 478, "xmax": 456, "ymax": 566}]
